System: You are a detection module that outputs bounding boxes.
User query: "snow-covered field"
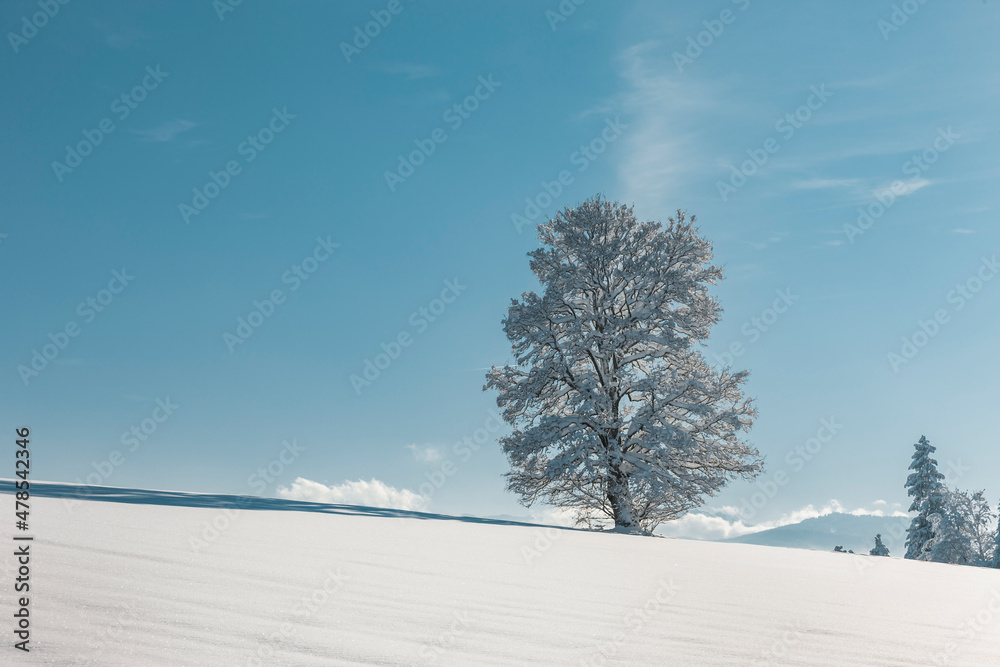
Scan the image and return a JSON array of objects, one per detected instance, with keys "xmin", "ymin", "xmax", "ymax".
[{"xmin": 3, "ymin": 485, "xmax": 1000, "ymax": 666}]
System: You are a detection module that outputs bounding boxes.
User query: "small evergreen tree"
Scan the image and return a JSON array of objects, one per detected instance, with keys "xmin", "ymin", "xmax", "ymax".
[
  {"xmin": 869, "ymin": 534, "xmax": 890, "ymax": 557},
  {"xmin": 904, "ymin": 435, "xmax": 946, "ymax": 559}
]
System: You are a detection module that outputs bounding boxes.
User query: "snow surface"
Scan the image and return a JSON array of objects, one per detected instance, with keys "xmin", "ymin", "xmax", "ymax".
[{"xmin": 3, "ymin": 485, "xmax": 1000, "ymax": 666}]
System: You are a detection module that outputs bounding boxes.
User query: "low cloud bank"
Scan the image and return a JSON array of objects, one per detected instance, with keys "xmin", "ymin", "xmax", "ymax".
[{"xmin": 276, "ymin": 477, "xmax": 427, "ymax": 511}]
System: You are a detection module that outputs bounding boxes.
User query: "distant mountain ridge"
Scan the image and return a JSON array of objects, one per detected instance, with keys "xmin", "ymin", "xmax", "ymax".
[{"xmin": 723, "ymin": 512, "xmax": 912, "ymax": 555}]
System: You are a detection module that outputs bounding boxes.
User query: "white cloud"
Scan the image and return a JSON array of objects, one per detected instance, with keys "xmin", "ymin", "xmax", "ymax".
[
  {"xmin": 406, "ymin": 443, "xmax": 444, "ymax": 463},
  {"xmin": 528, "ymin": 506, "xmax": 581, "ymax": 527},
  {"xmin": 714, "ymin": 505, "xmax": 743, "ymax": 518},
  {"xmin": 656, "ymin": 512, "xmax": 758, "ymax": 541},
  {"xmin": 951, "ymin": 228, "xmax": 974, "ymax": 234},
  {"xmin": 276, "ymin": 477, "xmax": 427, "ymax": 511}
]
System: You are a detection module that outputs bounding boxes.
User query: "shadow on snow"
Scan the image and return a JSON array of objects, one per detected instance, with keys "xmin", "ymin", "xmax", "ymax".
[{"xmin": 0, "ymin": 479, "xmax": 587, "ymax": 532}]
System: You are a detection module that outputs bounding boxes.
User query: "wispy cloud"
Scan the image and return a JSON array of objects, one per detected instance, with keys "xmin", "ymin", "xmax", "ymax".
[
  {"xmin": 131, "ymin": 119, "xmax": 197, "ymax": 143},
  {"xmin": 790, "ymin": 178, "xmax": 863, "ymax": 191},
  {"xmin": 572, "ymin": 99, "xmax": 618, "ymax": 122},
  {"xmin": 92, "ymin": 19, "xmax": 149, "ymax": 49},
  {"xmin": 874, "ymin": 177, "xmax": 930, "ymax": 199},
  {"xmin": 747, "ymin": 231, "xmax": 790, "ymax": 250},
  {"xmin": 830, "ymin": 70, "xmax": 911, "ymax": 90},
  {"xmin": 789, "ymin": 175, "xmax": 933, "ymax": 211},
  {"xmin": 238, "ymin": 212, "xmax": 270, "ymax": 221},
  {"xmin": 276, "ymin": 477, "xmax": 427, "ymax": 511},
  {"xmin": 52, "ymin": 358, "xmax": 92, "ymax": 367},
  {"xmin": 614, "ymin": 41, "xmax": 717, "ymax": 212},
  {"xmin": 406, "ymin": 443, "xmax": 444, "ymax": 463},
  {"xmin": 951, "ymin": 228, "xmax": 974, "ymax": 234},
  {"xmin": 381, "ymin": 63, "xmax": 442, "ymax": 80}
]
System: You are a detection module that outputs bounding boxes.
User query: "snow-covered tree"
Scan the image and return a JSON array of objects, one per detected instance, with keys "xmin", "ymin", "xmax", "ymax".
[
  {"xmin": 485, "ymin": 198, "xmax": 762, "ymax": 532},
  {"xmin": 904, "ymin": 435, "xmax": 946, "ymax": 560},
  {"xmin": 923, "ymin": 488, "xmax": 975, "ymax": 565},
  {"xmin": 869, "ymin": 534, "xmax": 890, "ymax": 557},
  {"xmin": 967, "ymin": 490, "xmax": 995, "ymax": 565},
  {"xmin": 993, "ymin": 499, "xmax": 1000, "ymax": 569}
]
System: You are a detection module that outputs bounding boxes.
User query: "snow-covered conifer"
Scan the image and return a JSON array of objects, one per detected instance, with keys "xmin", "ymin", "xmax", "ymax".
[
  {"xmin": 904, "ymin": 436, "xmax": 946, "ymax": 560},
  {"xmin": 485, "ymin": 198, "xmax": 762, "ymax": 532},
  {"xmin": 993, "ymin": 499, "xmax": 1000, "ymax": 569},
  {"xmin": 869, "ymin": 534, "xmax": 890, "ymax": 557},
  {"xmin": 967, "ymin": 490, "xmax": 995, "ymax": 564},
  {"xmin": 924, "ymin": 488, "xmax": 975, "ymax": 565}
]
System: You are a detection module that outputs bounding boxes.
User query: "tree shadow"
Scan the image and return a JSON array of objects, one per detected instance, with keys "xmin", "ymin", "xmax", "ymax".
[{"xmin": 0, "ymin": 479, "xmax": 585, "ymax": 532}]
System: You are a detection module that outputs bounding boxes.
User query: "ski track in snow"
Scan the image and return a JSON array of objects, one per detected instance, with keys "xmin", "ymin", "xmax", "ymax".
[{"xmin": 2, "ymin": 486, "xmax": 999, "ymax": 666}]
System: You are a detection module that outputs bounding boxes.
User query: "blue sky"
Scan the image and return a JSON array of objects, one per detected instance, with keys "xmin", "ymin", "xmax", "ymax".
[{"xmin": 2, "ymin": 1, "xmax": 998, "ymax": 537}]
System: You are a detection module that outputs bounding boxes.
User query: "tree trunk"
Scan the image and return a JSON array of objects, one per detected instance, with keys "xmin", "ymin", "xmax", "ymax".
[{"xmin": 608, "ymin": 475, "xmax": 637, "ymax": 529}]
